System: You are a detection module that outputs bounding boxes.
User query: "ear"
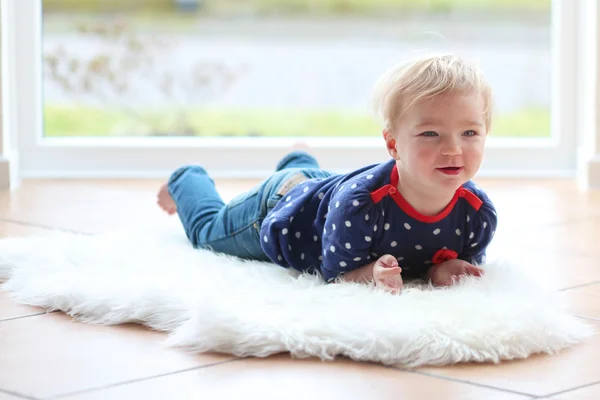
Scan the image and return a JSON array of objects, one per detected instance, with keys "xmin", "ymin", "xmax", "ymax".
[{"xmin": 383, "ymin": 130, "xmax": 399, "ymax": 160}]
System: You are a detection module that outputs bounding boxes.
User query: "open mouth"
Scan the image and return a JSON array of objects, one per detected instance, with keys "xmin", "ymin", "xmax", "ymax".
[{"xmin": 437, "ymin": 167, "xmax": 463, "ymax": 175}]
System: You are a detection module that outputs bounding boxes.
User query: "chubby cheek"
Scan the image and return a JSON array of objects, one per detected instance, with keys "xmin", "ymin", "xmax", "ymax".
[
  {"xmin": 463, "ymin": 145, "xmax": 485, "ymax": 171},
  {"xmin": 404, "ymin": 144, "xmax": 438, "ymax": 175}
]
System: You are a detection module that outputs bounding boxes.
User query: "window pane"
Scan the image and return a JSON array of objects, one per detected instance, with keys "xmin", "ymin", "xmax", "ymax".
[{"xmin": 42, "ymin": 0, "xmax": 551, "ymax": 139}]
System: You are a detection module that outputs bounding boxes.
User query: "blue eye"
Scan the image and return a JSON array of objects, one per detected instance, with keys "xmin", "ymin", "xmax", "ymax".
[
  {"xmin": 463, "ymin": 130, "xmax": 477, "ymax": 137},
  {"xmin": 421, "ymin": 131, "xmax": 438, "ymax": 137}
]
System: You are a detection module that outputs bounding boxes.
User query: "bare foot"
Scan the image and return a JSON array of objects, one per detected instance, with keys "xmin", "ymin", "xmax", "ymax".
[{"xmin": 157, "ymin": 183, "xmax": 177, "ymax": 215}]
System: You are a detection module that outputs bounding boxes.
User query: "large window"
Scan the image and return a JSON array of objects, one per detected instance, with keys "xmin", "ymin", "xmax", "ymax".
[
  {"xmin": 41, "ymin": 0, "xmax": 551, "ymax": 140},
  {"xmin": 3, "ymin": 0, "xmax": 579, "ymax": 178}
]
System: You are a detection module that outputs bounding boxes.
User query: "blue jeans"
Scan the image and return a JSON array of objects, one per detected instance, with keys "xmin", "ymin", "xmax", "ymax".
[{"xmin": 168, "ymin": 151, "xmax": 333, "ymax": 260}]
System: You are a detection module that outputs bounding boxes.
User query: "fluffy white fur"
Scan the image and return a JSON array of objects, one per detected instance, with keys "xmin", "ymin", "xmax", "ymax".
[{"xmin": 0, "ymin": 226, "xmax": 594, "ymax": 368}]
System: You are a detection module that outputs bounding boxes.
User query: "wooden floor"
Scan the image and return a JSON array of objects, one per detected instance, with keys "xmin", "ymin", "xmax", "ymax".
[{"xmin": 1, "ymin": 177, "xmax": 600, "ymax": 400}]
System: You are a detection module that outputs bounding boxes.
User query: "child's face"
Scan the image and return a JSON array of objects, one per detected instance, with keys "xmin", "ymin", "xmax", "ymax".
[{"xmin": 386, "ymin": 91, "xmax": 487, "ymax": 192}]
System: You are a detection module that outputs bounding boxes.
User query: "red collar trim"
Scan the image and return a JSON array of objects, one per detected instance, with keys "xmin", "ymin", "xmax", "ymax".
[{"xmin": 369, "ymin": 164, "xmax": 483, "ymax": 223}]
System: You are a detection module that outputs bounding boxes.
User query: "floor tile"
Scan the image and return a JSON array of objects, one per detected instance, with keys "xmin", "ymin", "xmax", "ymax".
[
  {"xmin": 0, "ymin": 312, "xmax": 234, "ymax": 399},
  {"xmin": 0, "ymin": 290, "xmax": 46, "ymax": 321},
  {"xmin": 484, "ymin": 244, "xmax": 600, "ymax": 291},
  {"xmin": 0, "ymin": 179, "xmax": 258, "ymax": 234},
  {"xmin": 492, "ymin": 217, "xmax": 600, "ymax": 259},
  {"xmin": 480, "ymin": 179, "xmax": 600, "ymax": 232},
  {"xmin": 417, "ymin": 320, "xmax": 600, "ymax": 398},
  {"xmin": 544, "ymin": 382, "xmax": 600, "ymax": 399},
  {"xmin": 57, "ymin": 354, "xmax": 531, "ymax": 400},
  {"xmin": 0, "ymin": 221, "xmax": 53, "ymax": 238},
  {"xmin": 564, "ymin": 283, "xmax": 600, "ymax": 320},
  {"xmin": 0, "ymin": 392, "xmax": 27, "ymax": 400}
]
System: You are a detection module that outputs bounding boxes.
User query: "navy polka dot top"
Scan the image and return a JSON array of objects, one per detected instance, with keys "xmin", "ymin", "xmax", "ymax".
[{"xmin": 260, "ymin": 159, "xmax": 497, "ymax": 282}]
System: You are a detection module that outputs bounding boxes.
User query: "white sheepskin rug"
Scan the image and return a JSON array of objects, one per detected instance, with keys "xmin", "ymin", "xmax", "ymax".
[{"xmin": 0, "ymin": 226, "xmax": 594, "ymax": 368}]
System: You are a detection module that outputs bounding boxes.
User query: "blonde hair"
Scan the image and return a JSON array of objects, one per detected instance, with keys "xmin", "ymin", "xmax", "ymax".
[{"xmin": 371, "ymin": 54, "xmax": 493, "ymax": 132}]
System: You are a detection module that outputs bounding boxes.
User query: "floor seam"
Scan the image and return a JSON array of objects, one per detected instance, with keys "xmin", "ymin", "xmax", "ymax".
[
  {"xmin": 0, "ymin": 387, "xmax": 40, "ymax": 400},
  {"xmin": 539, "ymin": 379, "xmax": 600, "ymax": 398},
  {"xmin": 396, "ymin": 368, "xmax": 539, "ymax": 398},
  {"xmin": 0, "ymin": 311, "xmax": 57, "ymax": 323},
  {"xmin": 0, "ymin": 218, "xmax": 91, "ymax": 235},
  {"xmin": 573, "ymin": 314, "xmax": 600, "ymax": 322},
  {"xmin": 560, "ymin": 280, "xmax": 600, "ymax": 291},
  {"xmin": 500, "ymin": 215, "xmax": 600, "ymax": 235},
  {"xmin": 47, "ymin": 357, "xmax": 245, "ymax": 399}
]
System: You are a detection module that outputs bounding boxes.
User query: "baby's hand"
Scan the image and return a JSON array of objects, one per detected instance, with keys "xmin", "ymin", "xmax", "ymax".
[
  {"xmin": 428, "ymin": 259, "xmax": 484, "ymax": 287},
  {"xmin": 373, "ymin": 254, "xmax": 403, "ymax": 295}
]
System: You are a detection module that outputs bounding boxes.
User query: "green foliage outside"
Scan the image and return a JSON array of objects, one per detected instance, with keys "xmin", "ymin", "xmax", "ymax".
[
  {"xmin": 42, "ymin": 0, "xmax": 550, "ymax": 14},
  {"xmin": 43, "ymin": 105, "xmax": 550, "ymax": 138}
]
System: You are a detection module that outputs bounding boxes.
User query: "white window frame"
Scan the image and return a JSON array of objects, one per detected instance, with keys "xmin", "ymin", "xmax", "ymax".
[{"xmin": 2, "ymin": 0, "xmax": 580, "ymax": 179}]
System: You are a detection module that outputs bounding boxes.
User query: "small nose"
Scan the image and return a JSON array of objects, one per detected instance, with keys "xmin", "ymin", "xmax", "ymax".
[{"xmin": 441, "ymin": 137, "xmax": 462, "ymax": 156}]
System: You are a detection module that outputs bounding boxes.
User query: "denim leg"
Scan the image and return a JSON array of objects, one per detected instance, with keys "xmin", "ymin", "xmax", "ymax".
[
  {"xmin": 167, "ymin": 155, "xmax": 333, "ymax": 263},
  {"xmin": 167, "ymin": 165, "xmax": 269, "ymax": 260},
  {"xmin": 275, "ymin": 151, "xmax": 320, "ymax": 171}
]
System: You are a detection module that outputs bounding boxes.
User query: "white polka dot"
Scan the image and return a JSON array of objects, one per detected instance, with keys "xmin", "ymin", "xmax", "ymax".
[
  {"xmin": 300, "ymin": 207, "xmax": 304, "ymax": 212},
  {"xmin": 404, "ymin": 223, "xmax": 411, "ymax": 230},
  {"xmin": 335, "ymin": 201, "xmax": 340, "ymax": 208},
  {"xmin": 318, "ymin": 256, "xmax": 323, "ymax": 261},
  {"xmin": 492, "ymin": 230, "xmax": 495, "ymax": 236},
  {"xmin": 391, "ymin": 241, "xmax": 397, "ymax": 247},
  {"xmin": 303, "ymin": 186, "xmax": 309, "ymax": 193},
  {"xmin": 288, "ymin": 244, "xmax": 292, "ymax": 251},
  {"xmin": 373, "ymin": 225, "xmax": 378, "ymax": 232},
  {"xmin": 469, "ymin": 232, "xmax": 474, "ymax": 239},
  {"xmin": 455, "ymin": 229, "xmax": 461, "ymax": 235},
  {"xmin": 318, "ymin": 192, "xmax": 324, "ymax": 200},
  {"xmin": 286, "ymin": 203, "xmax": 292, "ymax": 208},
  {"xmin": 492, "ymin": 210, "xmax": 497, "ymax": 216},
  {"xmin": 345, "ymin": 221, "xmax": 352, "ymax": 227},
  {"xmin": 483, "ymin": 221, "xmax": 488, "ymax": 229},
  {"xmin": 295, "ymin": 232, "xmax": 301, "ymax": 238},
  {"xmin": 332, "ymin": 224, "xmax": 336, "ymax": 231},
  {"xmin": 324, "ymin": 228, "xmax": 327, "ymax": 235},
  {"xmin": 397, "ymin": 257, "xmax": 404, "ymax": 261},
  {"xmin": 340, "ymin": 261, "xmax": 347, "ymax": 267},
  {"xmin": 384, "ymin": 223, "xmax": 390, "ymax": 230},
  {"xmin": 365, "ymin": 236, "xmax": 372, "ymax": 242},
  {"xmin": 339, "ymin": 186, "xmax": 344, "ymax": 191},
  {"xmin": 433, "ymin": 228, "xmax": 441, "ymax": 235},
  {"xmin": 313, "ymin": 235, "xmax": 318, "ymax": 242},
  {"xmin": 345, "ymin": 242, "xmax": 351, "ymax": 249},
  {"xmin": 354, "ymin": 257, "xmax": 361, "ymax": 261},
  {"xmin": 301, "ymin": 253, "xmax": 305, "ymax": 260},
  {"xmin": 263, "ymin": 235, "xmax": 268, "ymax": 242},
  {"xmin": 351, "ymin": 183, "xmax": 357, "ymax": 189},
  {"xmin": 371, "ymin": 252, "xmax": 378, "ymax": 257},
  {"xmin": 330, "ymin": 246, "xmax": 336, "ymax": 252},
  {"xmin": 282, "ymin": 228, "xmax": 288, "ymax": 235},
  {"xmin": 277, "ymin": 255, "xmax": 282, "ymax": 261},
  {"xmin": 415, "ymin": 244, "xmax": 423, "ymax": 250},
  {"xmin": 327, "ymin": 277, "xmax": 334, "ymax": 282},
  {"xmin": 467, "ymin": 215, "xmax": 470, "ymax": 222},
  {"xmin": 471, "ymin": 242, "xmax": 479, "ymax": 247},
  {"xmin": 286, "ymin": 196, "xmax": 291, "ymax": 202},
  {"xmin": 324, "ymin": 213, "xmax": 328, "ymax": 219},
  {"xmin": 382, "ymin": 211, "xmax": 385, "ymax": 216},
  {"xmin": 442, "ymin": 246, "xmax": 448, "ymax": 249},
  {"xmin": 366, "ymin": 174, "xmax": 374, "ymax": 179},
  {"xmin": 365, "ymin": 214, "xmax": 369, "ymax": 221},
  {"xmin": 290, "ymin": 217, "xmax": 294, "ymax": 223},
  {"xmin": 328, "ymin": 205, "xmax": 331, "ymax": 212},
  {"xmin": 352, "ymin": 200, "xmax": 359, "ymax": 207}
]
